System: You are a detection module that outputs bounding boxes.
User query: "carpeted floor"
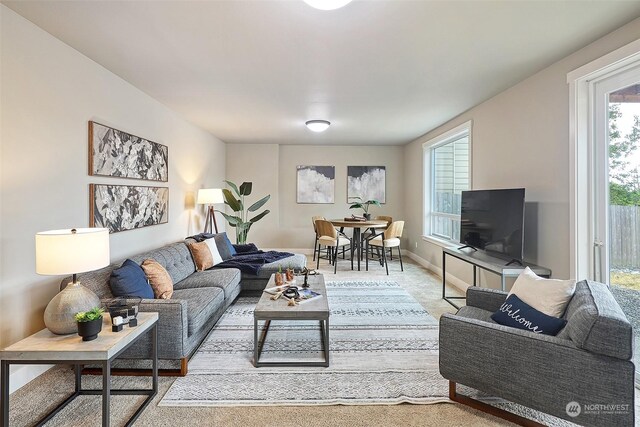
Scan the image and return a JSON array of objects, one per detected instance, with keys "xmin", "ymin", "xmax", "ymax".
[{"xmin": 7, "ymin": 256, "xmax": 519, "ymax": 427}]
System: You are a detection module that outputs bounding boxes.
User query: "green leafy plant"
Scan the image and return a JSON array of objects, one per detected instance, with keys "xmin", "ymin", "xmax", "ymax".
[
  {"xmin": 220, "ymin": 180, "xmax": 271, "ymax": 244},
  {"xmin": 75, "ymin": 307, "xmax": 104, "ymax": 322},
  {"xmin": 349, "ymin": 197, "xmax": 381, "ymax": 215}
]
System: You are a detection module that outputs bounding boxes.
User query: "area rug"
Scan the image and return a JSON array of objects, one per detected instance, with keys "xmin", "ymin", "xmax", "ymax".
[{"xmin": 159, "ymin": 280, "xmax": 450, "ymax": 407}]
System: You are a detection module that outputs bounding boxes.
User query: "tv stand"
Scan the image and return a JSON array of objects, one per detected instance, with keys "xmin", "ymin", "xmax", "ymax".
[
  {"xmin": 457, "ymin": 245, "xmax": 477, "ymax": 251},
  {"xmin": 442, "ymin": 247, "xmax": 551, "ymax": 309}
]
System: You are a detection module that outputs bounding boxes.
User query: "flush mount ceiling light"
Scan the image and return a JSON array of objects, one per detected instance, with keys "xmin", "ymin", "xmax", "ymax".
[
  {"xmin": 305, "ymin": 120, "xmax": 331, "ymax": 132},
  {"xmin": 303, "ymin": 0, "xmax": 353, "ymax": 11}
]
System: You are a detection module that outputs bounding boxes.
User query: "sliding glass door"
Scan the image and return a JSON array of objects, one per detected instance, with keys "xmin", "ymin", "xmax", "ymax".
[{"xmin": 593, "ymin": 67, "xmax": 640, "ymax": 378}]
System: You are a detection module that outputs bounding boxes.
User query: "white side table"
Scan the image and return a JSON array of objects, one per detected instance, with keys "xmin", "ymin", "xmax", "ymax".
[{"xmin": 1, "ymin": 312, "xmax": 159, "ymax": 427}]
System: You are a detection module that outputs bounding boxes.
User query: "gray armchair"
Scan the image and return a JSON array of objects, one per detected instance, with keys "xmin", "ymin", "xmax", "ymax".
[{"xmin": 439, "ymin": 280, "xmax": 635, "ymax": 427}]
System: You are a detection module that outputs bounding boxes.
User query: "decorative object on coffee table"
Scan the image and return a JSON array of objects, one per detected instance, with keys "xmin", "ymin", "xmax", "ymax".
[
  {"xmin": 275, "ymin": 267, "xmax": 284, "ymax": 286},
  {"xmin": 75, "ymin": 307, "xmax": 105, "ymax": 341},
  {"xmin": 347, "ymin": 166, "xmax": 386, "ymax": 204},
  {"xmin": 221, "ymin": 180, "xmax": 271, "ymax": 244},
  {"xmin": 90, "ymin": 184, "xmax": 169, "ymax": 233},
  {"xmin": 89, "ymin": 121, "xmax": 168, "ymax": 182},
  {"xmin": 196, "ymin": 188, "xmax": 224, "ymax": 233},
  {"xmin": 36, "ymin": 228, "xmax": 110, "ymax": 335}
]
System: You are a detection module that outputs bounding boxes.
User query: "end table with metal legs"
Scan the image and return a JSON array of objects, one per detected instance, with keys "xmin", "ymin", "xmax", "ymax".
[{"xmin": 1, "ymin": 312, "xmax": 159, "ymax": 427}]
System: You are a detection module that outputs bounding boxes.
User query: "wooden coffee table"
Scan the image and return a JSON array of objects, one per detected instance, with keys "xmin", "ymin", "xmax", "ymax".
[{"xmin": 253, "ymin": 273, "xmax": 330, "ymax": 367}]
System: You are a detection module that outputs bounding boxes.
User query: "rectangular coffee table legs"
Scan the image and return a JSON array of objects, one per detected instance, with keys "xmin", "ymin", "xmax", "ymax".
[{"xmin": 253, "ymin": 317, "xmax": 330, "ymax": 367}]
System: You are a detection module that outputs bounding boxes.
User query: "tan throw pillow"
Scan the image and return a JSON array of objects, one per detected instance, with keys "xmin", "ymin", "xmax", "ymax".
[
  {"xmin": 188, "ymin": 241, "xmax": 214, "ymax": 271},
  {"xmin": 141, "ymin": 259, "xmax": 174, "ymax": 299}
]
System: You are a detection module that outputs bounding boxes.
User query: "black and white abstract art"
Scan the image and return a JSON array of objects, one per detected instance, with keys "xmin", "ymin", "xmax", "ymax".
[
  {"xmin": 296, "ymin": 166, "xmax": 335, "ymax": 204},
  {"xmin": 90, "ymin": 184, "xmax": 169, "ymax": 233},
  {"xmin": 347, "ymin": 166, "xmax": 386, "ymax": 203},
  {"xmin": 89, "ymin": 121, "xmax": 169, "ymax": 182}
]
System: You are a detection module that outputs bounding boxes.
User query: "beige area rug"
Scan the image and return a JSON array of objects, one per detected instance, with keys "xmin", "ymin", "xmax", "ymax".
[{"xmin": 160, "ymin": 281, "xmax": 451, "ymax": 407}]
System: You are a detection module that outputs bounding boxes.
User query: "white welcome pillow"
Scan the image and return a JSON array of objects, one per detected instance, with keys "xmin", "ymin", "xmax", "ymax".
[
  {"xmin": 204, "ymin": 238, "xmax": 224, "ymax": 266},
  {"xmin": 508, "ymin": 267, "xmax": 576, "ymax": 318}
]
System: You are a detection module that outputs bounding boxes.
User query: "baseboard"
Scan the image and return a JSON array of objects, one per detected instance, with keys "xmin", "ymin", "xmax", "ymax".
[
  {"xmin": 403, "ymin": 250, "xmax": 469, "ymax": 293},
  {"xmin": 8, "ymin": 364, "xmax": 54, "ymax": 394}
]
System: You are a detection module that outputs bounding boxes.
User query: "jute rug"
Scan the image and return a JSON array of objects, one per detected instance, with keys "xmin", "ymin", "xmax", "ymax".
[{"xmin": 159, "ymin": 280, "xmax": 450, "ymax": 407}]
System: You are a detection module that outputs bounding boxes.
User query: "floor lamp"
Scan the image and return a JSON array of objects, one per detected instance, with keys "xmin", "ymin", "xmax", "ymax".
[{"xmin": 197, "ymin": 188, "xmax": 224, "ymax": 234}]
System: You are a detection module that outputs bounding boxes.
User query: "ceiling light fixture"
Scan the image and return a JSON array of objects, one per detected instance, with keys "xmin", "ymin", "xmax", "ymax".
[
  {"xmin": 303, "ymin": 0, "xmax": 353, "ymax": 11},
  {"xmin": 305, "ymin": 120, "xmax": 331, "ymax": 132}
]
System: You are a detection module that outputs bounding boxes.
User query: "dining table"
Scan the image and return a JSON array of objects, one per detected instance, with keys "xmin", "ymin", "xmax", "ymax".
[{"xmin": 329, "ymin": 219, "xmax": 388, "ymax": 271}]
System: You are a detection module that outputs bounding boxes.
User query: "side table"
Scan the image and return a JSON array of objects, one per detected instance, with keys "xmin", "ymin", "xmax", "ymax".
[{"xmin": 1, "ymin": 312, "xmax": 158, "ymax": 427}]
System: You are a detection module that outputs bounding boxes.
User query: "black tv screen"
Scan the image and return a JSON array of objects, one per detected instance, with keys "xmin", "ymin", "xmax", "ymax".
[{"xmin": 459, "ymin": 188, "xmax": 525, "ymax": 261}]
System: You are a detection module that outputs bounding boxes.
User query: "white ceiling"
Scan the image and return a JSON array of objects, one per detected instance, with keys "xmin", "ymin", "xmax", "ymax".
[{"xmin": 4, "ymin": 0, "xmax": 640, "ymax": 145}]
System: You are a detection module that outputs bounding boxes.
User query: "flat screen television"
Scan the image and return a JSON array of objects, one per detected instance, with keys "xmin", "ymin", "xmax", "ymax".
[{"xmin": 459, "ymin": 188, "xmax": 525, "ymax": 263}]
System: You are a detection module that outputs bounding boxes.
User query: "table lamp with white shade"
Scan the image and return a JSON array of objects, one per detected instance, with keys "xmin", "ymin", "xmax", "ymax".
[
  {"xmin": 36, "ymin": 228, "xmax": 110, "ymax": 335},
  {"xmin": 197, "ymin": 188, "xmax": 224, "ymax": 234}
]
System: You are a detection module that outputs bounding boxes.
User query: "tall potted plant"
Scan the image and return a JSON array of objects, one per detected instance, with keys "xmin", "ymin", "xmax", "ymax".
[
  {"xmin": 220, "ymin": 180, "xmax": 270, "ymax": 244},
  {"xmin": 349, "ymin": 197, "xmax": 381, "ymax": 220}
]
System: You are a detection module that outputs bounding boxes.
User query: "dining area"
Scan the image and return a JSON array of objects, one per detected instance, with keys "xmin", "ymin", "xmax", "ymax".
[{"xmin": 311, "ymin": 215, "xmax": 405, "ymax": 275}]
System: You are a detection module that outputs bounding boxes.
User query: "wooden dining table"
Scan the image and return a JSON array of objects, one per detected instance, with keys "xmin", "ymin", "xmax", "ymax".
[{"xmin": 329, "ymin": 219, "xmax": 388, "ymax": 271}]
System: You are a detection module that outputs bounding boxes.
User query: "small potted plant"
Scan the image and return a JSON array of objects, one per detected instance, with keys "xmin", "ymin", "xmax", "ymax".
[
  {"xmin": 349, "ymin": 197, "xmax": 381, "ymax": 220},
  {"xmin": 75, "ymin": 307, "xmax": 105, "ymax": 341}
]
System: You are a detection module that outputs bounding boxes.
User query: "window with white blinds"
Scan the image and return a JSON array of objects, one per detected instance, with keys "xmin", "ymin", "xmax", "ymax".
[{"xmin": 423, "ymin": 122, "xmax": 471, "ymax": 243}]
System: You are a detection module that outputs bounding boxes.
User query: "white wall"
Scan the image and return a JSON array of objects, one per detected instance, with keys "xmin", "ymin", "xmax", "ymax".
[
  {"xmin": 0, "ymin": 6, "xmax": 226, "ymax": 389},
  {"xmin": 226, "ymin": 144, "xmax": 404, "ymax": 249},
  {"xmin": 403, "ymin": 17, "xmax": 640, "ymax": 290}
]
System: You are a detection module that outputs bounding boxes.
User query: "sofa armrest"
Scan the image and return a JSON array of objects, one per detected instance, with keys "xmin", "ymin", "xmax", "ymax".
[
  {"xmin": 102, "ymin": 298, "xmax": 189, "ymax": 359},
  {"xmin": 465, "ymin": 287, "xmax": 508, "ymax": 312},
  {"xmin": 138, "ymin": 299, "xmax": 188, "ymax": 335},
  {"xmin": 439, "ymin": 313, "xmax": 635, "ymax": 426}
]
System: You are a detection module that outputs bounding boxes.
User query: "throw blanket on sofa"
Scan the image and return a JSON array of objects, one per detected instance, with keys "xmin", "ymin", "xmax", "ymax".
[
  {"xmin": 186, "ymin": 233, "xmax": 294, "ymax": 275},
  {"xmin": 213, "ymin": 250, "xmax": 294, "ymax": 275}
]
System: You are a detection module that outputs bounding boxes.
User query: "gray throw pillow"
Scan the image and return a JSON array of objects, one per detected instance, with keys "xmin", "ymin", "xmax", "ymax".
[{"xmin": 213, "ymin": 233, "xmax": 234, "ymax": 260}]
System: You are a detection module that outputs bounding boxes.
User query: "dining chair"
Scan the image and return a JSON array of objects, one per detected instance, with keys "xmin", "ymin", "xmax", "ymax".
[
  {"xmin": 376, "ymin": 215, "xmax": 393, "ymax": 227},
  {"xmin": 311, "ymin": 215, "xmax": 325, "ymax": 261},
  {"xmin": 315, "ymin": 220, "xmax": 353, "ymax": 273},
  {"xmin": 362, "ymin": 215, "xmax": 393, "ymax": 260},
  {"xmin": 365, "ymin": 220, "xmax": 404, "ymax": 275}
]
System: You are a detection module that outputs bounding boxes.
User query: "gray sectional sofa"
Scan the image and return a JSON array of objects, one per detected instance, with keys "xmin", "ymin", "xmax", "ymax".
[
  {"xmin": 61, "ymin": 240, "xmax": 306, "ymax": 375},
  {"xmin": 238, "ymin": 253, "xmax": 308, "ymax": 292}
]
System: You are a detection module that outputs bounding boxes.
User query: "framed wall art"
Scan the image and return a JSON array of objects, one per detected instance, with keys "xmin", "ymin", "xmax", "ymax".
[
  {"xmin": 347, "ymin": 166, "xmax": 386, "ymax": 203},
  {"xmin": 90, "ymin": 184, "xmax": 169, "ymax": 233},
  {"xmin": 296, "ymin": 166, "xmax": 335, "ymax": 204},
  {"xmin": 89, "ymin": 121, "xmax": 168, "ymax": 182}
]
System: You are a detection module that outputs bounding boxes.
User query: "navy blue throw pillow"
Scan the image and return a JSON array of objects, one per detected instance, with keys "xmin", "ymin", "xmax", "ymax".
[
  {"xmin": 213, "ymin": 232, "xmax": 236, "ymax": 260},
  {"xmin": 109, "ymin": 259, "xmax": 154, "ymax": 299},
  {"xmin": 491, "ymin": 294, "xmax": 567, "ymax": 336}
]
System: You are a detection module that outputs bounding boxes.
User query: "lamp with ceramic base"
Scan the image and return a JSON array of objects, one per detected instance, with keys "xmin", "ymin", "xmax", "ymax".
[
  {"xmin": 197, "ymin": 188, "xmax": 224, "ymax": 233},
  {"xmin": 35, "ymin": 228, "xmax": 110, "ymax": 335}
]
